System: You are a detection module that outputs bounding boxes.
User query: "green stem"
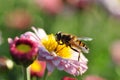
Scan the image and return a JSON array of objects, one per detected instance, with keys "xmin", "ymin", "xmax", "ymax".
[
  {"xmin": 42, "ymin": 68, "xmax": 48, "ymax": 80},
  {"xmin": 22, "ymin": 66, "xmax": 27, "ymax": 80},
  {"xmin": 22, "ymin": 66, "xmax": 31, "ymax": 80},
  {"xmin": 31, "ymin": 76, "xmax": 40, "ymax": 80},
  {"xmin": 36, "ymin": 77, "xmax": 39, "ymax": 80},
  {"xmin": 75, "ymin": 76, "xmax": 82, "ymax": 80},
  {"xmin": 27, "ymin": 66, "xmax": 31, "ymax": 80}
]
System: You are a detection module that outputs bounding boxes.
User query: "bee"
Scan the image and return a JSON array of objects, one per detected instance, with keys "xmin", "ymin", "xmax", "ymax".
[{"xmin": 55, "ymin": 32, "xmax": 92, "ymax": 61}]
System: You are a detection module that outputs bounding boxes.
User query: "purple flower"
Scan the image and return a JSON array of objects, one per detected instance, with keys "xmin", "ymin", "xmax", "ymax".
[
  {"xmin": 8, "ymin": 35, "xmax": 39, "ymax": 67},
  {"xmin": 22, "ymin": 27, "xmax": 88, "ymax": 76}
]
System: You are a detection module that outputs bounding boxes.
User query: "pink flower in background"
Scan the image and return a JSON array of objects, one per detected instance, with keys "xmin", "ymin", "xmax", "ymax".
[
  {"xmin": 66, "ymin": 0, "xmax": 92, "ymax": 9},
  {"xmin": 25, "ymin": 27, "xmax": 88, "ymax": 76},
  {"xmin": 98, "ymin": 0, "xmax": 120, "ymax": 17},
  {"xmin": 34, "ymin": 0, "xmax": 63, "ymax": 14},
  {"xmin": 84, "ymin": 75, "xmax": 106, "ymax": 80},
  {"xmin": 30, "ymin": 60, "xmax": 46, "ymax": 77},
  {"xmin": 5, "ymin": 9, "xmax": 32, "ymax": 29},
  {"xmin": 62, "ymin": 76, "xmax": 77, "ymax": 80},
  {"xmin": 8, "ymin": 35, "xmax": 39, "ymax": 67},
  {"xmin": 110, "ymin": 41, "xmax": 120, "ymax": 66}
]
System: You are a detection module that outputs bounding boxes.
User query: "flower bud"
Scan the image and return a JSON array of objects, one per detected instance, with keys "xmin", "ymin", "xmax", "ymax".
[{"xmin": 8, "ymin": 37, "xmax": 38, "ymax": 67}]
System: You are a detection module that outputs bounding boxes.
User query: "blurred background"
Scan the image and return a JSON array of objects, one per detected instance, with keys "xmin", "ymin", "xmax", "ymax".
[{"xmin": 1, "ymin": 0, "xmax": 120, "ymax": 80}]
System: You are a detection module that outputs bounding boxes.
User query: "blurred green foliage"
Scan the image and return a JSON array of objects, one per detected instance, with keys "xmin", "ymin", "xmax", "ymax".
[{"xmin": 0, "ymin": 0, "xmax": 120, "ymax": 80}]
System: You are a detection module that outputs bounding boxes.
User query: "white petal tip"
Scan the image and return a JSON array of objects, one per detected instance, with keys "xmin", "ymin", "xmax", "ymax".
[{"xmin": 8, "ymin": 38, "xmax": 13, "ymax": 43}]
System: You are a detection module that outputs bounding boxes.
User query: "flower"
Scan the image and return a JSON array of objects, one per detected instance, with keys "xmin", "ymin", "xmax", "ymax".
[
  {"xmin": 25, "ymin": 27, "xmax": 88, "ymax": 76},
  {"xmin": 34, "ymin": 0, "xmax": 63, "ymax": 14},
  {"xmin": 62, "ymin": 76, "xmax": 77, "ymax": 80},
  {"xmin": 5, "ymin": 9, "xmax": 32, "ymax": 29},
  {"xmin": 66, "ymin": 0, "xmax": 92, "ymax": 9},
  {"xmin": 84, "ymin": 75, "xmax": 106, "ymax": 80},
  {"xmin": 8, "ymin": 35, "xmax": 39, "ymax": 67},
  {"xmin": 98, "ymin": 0, "xmax": 120, "ymax": 17},
  {"xmin": 110, "ymin": 41, "xmax": 120, "ymax": 66},
  {"xmin": 30, "ymin": 60, "xmax": 46, "ymax": 77}
]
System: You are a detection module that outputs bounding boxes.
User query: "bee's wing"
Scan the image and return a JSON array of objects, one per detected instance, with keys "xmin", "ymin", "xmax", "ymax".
[
  {"xmin": 77, "ymin": 37, "xmax": 92, "ymax": 53},
  {"xmin": 80, "ymin": 46, "xmax": 89, "ymax": 53},
  {"xmin": 78, "ymin": 37, "xmax": 93, "ymax": 41}
]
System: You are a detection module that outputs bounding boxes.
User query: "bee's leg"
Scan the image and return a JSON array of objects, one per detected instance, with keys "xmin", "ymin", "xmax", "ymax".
[
  {"xmin": 69, "ymin": 46, "xmax": 79, "ymax": 52},
  {"xmin": 55, "ymin": 45, "xmax": 66, "ymax": 53},
  {"xmin": 54, "ymin": 44, "xmax": 58, "ymax": 51},
  {"xmin": 78, "ymin": 53, "xmax": 80, "ymax": 61}
]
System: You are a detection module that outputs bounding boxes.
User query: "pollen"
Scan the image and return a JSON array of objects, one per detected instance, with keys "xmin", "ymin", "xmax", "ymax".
[{"xmin": 41, "ymin": 34, "xmax": 72, "ymax": 59}]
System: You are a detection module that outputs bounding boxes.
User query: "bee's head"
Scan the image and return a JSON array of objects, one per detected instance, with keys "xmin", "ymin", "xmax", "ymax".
[{"xmin": 55, "ymin": 31, "xmax": 62, "ymax": 41}]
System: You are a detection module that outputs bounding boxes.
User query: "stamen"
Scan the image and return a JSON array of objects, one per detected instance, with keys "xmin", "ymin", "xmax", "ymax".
[{"xmin": 42, "ymin": 34, "xmax": 72, "ymax": 59}]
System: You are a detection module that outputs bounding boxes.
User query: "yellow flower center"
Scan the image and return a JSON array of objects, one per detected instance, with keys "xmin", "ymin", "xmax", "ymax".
[
  {"xmin": 30, "ymin": 60, "xmax": 42, "ymax": 72},
  {"xmin": 16, "ymin": 44, "xmax": 31, "ymax": 53},
  {"xmin": 41, "ymin": 34, "xmax": 71, "ymax": 59}
]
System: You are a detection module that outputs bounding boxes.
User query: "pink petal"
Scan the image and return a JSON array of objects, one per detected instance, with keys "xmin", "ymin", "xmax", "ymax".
[{"xmin": 46, "ymin": 61, "xmax": 55, "ymax": 72}]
